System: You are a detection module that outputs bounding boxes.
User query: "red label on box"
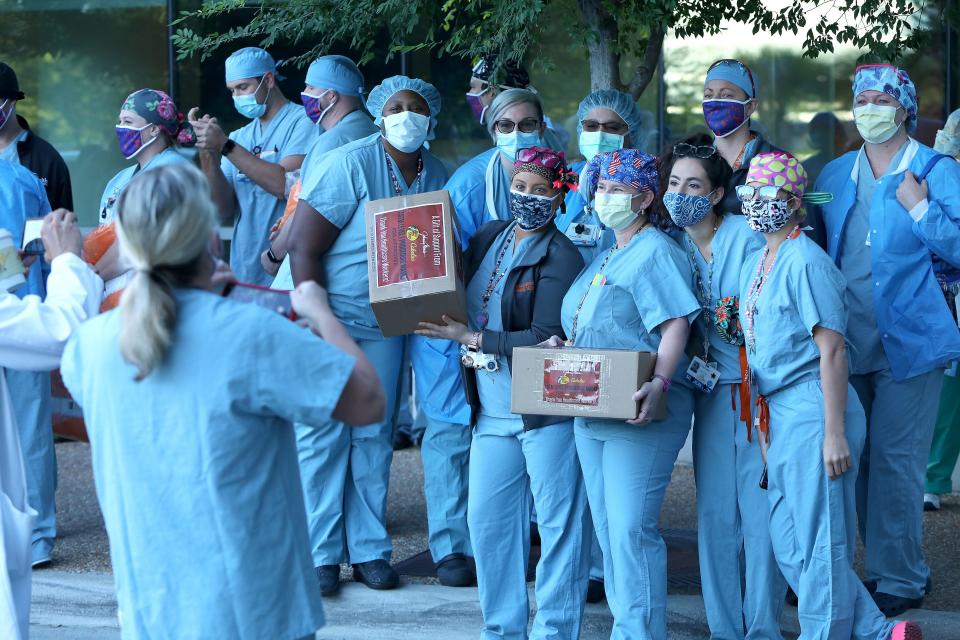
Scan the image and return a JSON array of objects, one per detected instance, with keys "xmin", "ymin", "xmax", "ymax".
[
  {"xmin": 374, "ymin": 203, "xmax": 447, "ymax": 288},
  {"xmin": 542, "ymin": 357, "xmax": 602, "ymax": 406}
]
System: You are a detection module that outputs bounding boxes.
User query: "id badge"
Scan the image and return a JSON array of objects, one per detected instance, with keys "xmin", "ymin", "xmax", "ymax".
[
  {"xmin": 685, "ymin": 356, "xmax": 719, "ymax": 393},
  {"xmin": 565, "ymin": 222, "xmax": 601, "ymax": 247}
]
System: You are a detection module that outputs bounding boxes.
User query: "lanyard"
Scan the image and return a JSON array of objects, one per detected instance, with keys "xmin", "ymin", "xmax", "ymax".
[
  {"xmin": 567, "ymin": 222, "xmax": 648, "ymax": 345},
  {"xmin": 474, "ymin": 227, "xmax": 517, "ymax": 330},
  {"xmin": 384, "ymin": 149, "xmax": 424, "ymax": 196},
  {"xmin": 744, "ymin": 224, "xmax": 801, "ymax": 354},
  {"xmin": 683, "ymin": 217, "xmax": 721, "ymax": 359}
]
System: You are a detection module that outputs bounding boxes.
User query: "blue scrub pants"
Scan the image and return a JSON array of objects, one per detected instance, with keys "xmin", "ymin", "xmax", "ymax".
[
  {"xmin": 766, "ymin": 381, "xmax": 894, "ymax": 640},
  {"xmin": 851, "ymin": 367, "xmax": 944, "ymax": 599},
  {"xmin": 295, "ymin": 335, "xmax": 404, "ymax": 566},
  {"xmin": 693, "ymin": 385, "xmax": 785, "ymax": 640},
  {"xmin": 6, "ymin": 369, "xmax": 55, "ymax": 562},
  {"xmin": 469, "ymin": 417, "xmax": 590, "ymax": 640},
  {"xmin": 421, "ymin": 415, "xmax": 472, "ymax": 561},
  {"xmin": 575, "ymin": 385, "xmax": 694, "ymax": 640}
]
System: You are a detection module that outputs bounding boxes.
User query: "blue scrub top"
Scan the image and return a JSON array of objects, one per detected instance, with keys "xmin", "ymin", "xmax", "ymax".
[
  {"xmin": 298, "ymin": 133, "xmax": 449, "ymax": 340},
  {"xmin": 0, "ymin": 160, "xmax": 48, "ymax": 298},
  {"xmin": 681, "ymin": 214, "xmax": 763, "ymax": 384},
  {"xmin": 466, "ymin": 222, "xmax": 534, "ymax": 421},
  {"xmin": 560, "ymin": 227, "xmax": 701, "ymax": 386},
  {"xmin": 303, "ymin": 110, "xmax": 379, "ymax": 166},
  {"xmin": 740, "ymin": 232, "xmax": 848, "ymax": 397},
  {"xmin": 0, "ymin": 130, "xmax": 27, "ymax": 163},
  {"xmin": 61, "ymin": 288, "xmax": 356, "ymax": 640},
  {"xmin": 222, "ymin": 102, "xmax": 315, "ymax": 285},
  {"xmin": 444, "ymin": 147, "xmax": 512, "ymax": 245},
  {"xmin": 98, "ymin": 147, "xmax": 192, "ymax": 224}
]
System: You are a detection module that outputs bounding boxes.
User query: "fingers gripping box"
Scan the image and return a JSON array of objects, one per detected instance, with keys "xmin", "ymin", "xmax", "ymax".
[
  {"xmin": 510, "ymin": 346, "xmax": 667, "ymax": 421},
  {"xmin": 365, "ymin": 189, "xmax": 467, "ymax": 337}
]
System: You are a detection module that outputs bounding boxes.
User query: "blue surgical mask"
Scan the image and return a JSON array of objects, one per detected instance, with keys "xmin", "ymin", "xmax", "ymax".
[
  {"xmin": 233, "ymin": 76, "xmax": 270, "ymax": 119},
  {"xmin": 496, "ymin": 130, "xmax": 542, "ymax": 161},
  {"xmin": 579, "ymin": 130, "xmax": 624, "ymax": 162}
]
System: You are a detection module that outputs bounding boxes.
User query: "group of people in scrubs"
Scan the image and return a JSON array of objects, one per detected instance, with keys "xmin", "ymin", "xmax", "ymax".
[{"xmin": 1, "ymin": 41, "xmax": 957, "ymax": 640}]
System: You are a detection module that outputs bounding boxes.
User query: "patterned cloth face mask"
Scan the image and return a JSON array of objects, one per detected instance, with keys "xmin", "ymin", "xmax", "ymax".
[
  {"xmin": 663, "ymin": 190, "xmax": 715, "ymax": 227},
  {"xmin": 741, "ymin": 198, "xmax": 792, "ymax": 233},
  {"xmin": 510, "ymin": 190, "xmax": 557, "ymax": 230}
]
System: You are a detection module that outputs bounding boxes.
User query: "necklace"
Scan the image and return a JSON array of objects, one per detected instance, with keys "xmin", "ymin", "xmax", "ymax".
[
  {"xmin": 744, "ymin": 224, "xmax": 801, "ymax": 354},
  {"xmin": 384, "ymin": 148, "xmax": 424, "ymax": 196},
  {"xmin": 684, "ymin": 215, "xmax": 722, "ymax": 359},
  {"xmin": 474, "ymin": 227, "xmax": 518, "ymax": 329}
]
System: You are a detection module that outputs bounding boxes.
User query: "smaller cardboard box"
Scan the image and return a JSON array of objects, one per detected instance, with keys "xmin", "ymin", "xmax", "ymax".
[
  {"xmin": 510, "ymin": 346, "xmax": 667, "ymax": 421},
  {"xmin": 365, "ymin": 189, "xmax": 466, "ymax": 337}
]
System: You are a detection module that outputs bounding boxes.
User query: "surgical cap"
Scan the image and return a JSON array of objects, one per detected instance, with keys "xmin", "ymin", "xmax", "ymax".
[
  {"xmin": 471, "ymin": 54, "xmax": 531, "ymax": 89},
  {"xmin": 747, "ymin": 152, "xmax": 808, "ymax": 199},
  {"xmin": 365, "ymin": 75, "xmax": 441, "ymax": 125},
  {"xmin": 306, "ymin": 55, "xmax": 364, "ymax": 97},
  {"xmin": 484, "ymin": 88, "xmax": 543, "ymax": 140},
  {"xmin": 582, "ymin": 149, "xmax": 659, "ymax": 201},
  {"xmin": 225, "ymin": 47, "xmax": 280, "ymax": 83},
  {"xmin": 120, "ymin": 89, "xmax": 196, "ymax": 146},
  {"xmin": 705, "ymin": 59, "xmax": 756, "ymax": 99},
  {"xmin": 853, "ymin": 64, "xmax": 918, "ymax": 133},
  {"xmin": 576, "ymin": 89, "xmax": 645, "ymax": 146}
]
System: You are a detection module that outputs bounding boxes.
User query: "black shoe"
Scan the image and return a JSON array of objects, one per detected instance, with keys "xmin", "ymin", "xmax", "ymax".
[
  {"xmin": 873, "ymin": 591, "xmax": 923, "ymax": 618},
  {"xmin": 586, "ymin": 579, "xmax": 606, "ymax": 603},
  {"xmin": 392, "ymin": 430, "xmax": 415, "ymax": 451},
  {"xmin": 865, "ymin": 576, "xmax": 932, "ymax": 597},
  {"xmin": 352, "ymin": 559, "xmax": 400, "ymax": 590},
  {"xmin": 435, "ymin": 554, "xmax": 476, "ymax": 587},
  {"xmin": 315, "ymin": 565, "xmax": 340, "ymax": 597}
]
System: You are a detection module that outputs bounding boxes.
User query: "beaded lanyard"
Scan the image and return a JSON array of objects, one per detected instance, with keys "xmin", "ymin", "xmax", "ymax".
[
  {"xmin": 684, "ymin": 217, "xmax": 721, "ymax": 359},
  {"xmin": 474, "ymin": 227, "xmax": 518, "ymax": 329},
  {"xmin": 384, "ymin": 150, "xmax": 424, "ymax": 196},
  {"xmin": 743, "ymin": 224, "xmax": 801, "ymax": 354}
]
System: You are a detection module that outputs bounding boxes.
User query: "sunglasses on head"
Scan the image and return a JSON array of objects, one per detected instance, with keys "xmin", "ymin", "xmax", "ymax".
[
  {"xmin": 673, "ymin": 143, "xmax": 718, "ymax": 159},
  {"xmin": 516, "ymin": 147, "xmax": 564, "ymax": 170},
  {"xmin": 707, "ymin": 58, "xmax": 757, "ymax": 98}
]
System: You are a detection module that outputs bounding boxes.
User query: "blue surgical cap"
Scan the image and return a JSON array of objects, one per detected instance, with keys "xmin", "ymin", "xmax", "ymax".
[
  {"xmin": 306, "ymin": 55, "xmax": 365, "ymax": 97},
  {"xmin": 225, "ymin": 47, "xmax": 280, "ymax": 83},
  {"xmin": 576, "ymin": 89, "xmax": 645, "ymax": 146},
  {"xmin": 365, "ymin": 75, "xmax": 441, "ymax": 125},
  {"xmin": 705, "ymin": 59, "xmax": 756, "ymax": 99}
]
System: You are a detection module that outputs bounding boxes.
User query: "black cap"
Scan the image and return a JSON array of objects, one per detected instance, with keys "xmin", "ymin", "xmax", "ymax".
[
  {"xmin": 471, "ymin": 54, "xmax": 530, "ymax": 89},
  {"xmin": 0, "ymin": 63, "xmax": 25, "ymax": 101}
]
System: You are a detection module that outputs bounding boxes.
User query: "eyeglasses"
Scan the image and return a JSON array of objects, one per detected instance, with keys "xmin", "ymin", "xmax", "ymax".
[
  {"xmin": 581, "ymin": 119, "xmax": 629, "ymax": 135},
  {"xmin": 495, "ymin": 117, "xmax": 541, "ymax": 134},
  {"xmin": 707, "ymin": 58, "xmax": 756, "ymax": 98},
  {"xmin": 673, "ymin": 143, "xmax": 718, "ymax": 159},
  {"xmin": 516, "ymin": 147, "xmax": 564, "ymax": 170},
  {"xmin": 736, "ymin": 185, "xmax": 791, "ymax": 202}
]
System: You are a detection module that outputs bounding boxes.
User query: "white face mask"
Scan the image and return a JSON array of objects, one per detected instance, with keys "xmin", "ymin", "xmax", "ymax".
[
  {"xmin": 381, "ymin": 111, "xmax": 430, "ymax": 153},
  {"xmin": 853, "ymin": 103, "xmax": 901, "ymax": 145}
]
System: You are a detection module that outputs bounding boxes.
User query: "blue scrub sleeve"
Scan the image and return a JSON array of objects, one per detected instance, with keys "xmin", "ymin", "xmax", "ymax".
[
  {"xmin": 912, "ymin": 159, "xmax": 960, "ymax": 266},
  {"xmin": 299, "ymin": 151, "xmax": 361, "ymax": 229},
  {"xmin": 251, "ymin": 315, "xmax": 356, "ymax": 426},
  {"xmin": 792, "ymin": 262, "xmax": 848, "ymax": 338},
  {"xmin": 282, "ymin": 113, "xmax": 318, "ymax": 159},
  {"xmin": 631, "ymin": 246, "xmax": 701, "ymax": 334}
]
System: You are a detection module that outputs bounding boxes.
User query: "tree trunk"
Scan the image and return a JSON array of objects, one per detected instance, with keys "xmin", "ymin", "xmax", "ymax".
[{"xmin": 578, "ymin": 0, "xmax": 621, "ymax": 91}]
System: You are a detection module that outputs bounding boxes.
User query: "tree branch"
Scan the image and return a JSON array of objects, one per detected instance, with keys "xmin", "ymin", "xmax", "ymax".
[{"xmin": 626, "ymin": 26, "xmax": 665, "ymax": 100}]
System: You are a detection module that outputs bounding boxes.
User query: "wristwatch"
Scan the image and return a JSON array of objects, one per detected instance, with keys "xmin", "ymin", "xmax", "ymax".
[
  {"xmin": 266, "ymin": 247, "xmax": 282, "ymax": 264},
  {"xmin": 222, "ymin": 139, "xmax": 237, "ymax": 156}
]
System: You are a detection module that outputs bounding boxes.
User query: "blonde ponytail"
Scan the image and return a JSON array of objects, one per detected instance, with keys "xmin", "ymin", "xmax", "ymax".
[{"xmin": 115, "ymin": 164, "xmax": 216, "ymax": 380}]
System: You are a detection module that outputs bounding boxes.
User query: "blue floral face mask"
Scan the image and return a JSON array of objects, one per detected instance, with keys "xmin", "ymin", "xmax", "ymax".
[
  {"xmin": 510, "ymin": 190, "xmax": 557, "ymax": 230},
  {"xmin": 662, "ymin": 190, "xmax": 716, "ymax": 228}
]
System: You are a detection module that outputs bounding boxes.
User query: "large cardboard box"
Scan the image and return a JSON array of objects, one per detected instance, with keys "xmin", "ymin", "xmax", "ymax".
[
  {"xmin": 510, "ymin": 346, "xmax": 667, "ymax": 421},
  {"xmin": 365, "ymin": 189, "xmax": 466, "ymax": 337}
]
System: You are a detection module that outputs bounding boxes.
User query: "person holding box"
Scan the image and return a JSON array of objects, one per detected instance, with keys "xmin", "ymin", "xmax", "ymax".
[
  {"xmin": 737, "ymin": 151, "xmax": 921, "ymax": 640},
  {"xmin": 556, "ymin": 148, "xmax": 700, "ymax": 639},
  {"xmin": 417, "ymin": 147, "xmax": 588, "ymax": 639}
]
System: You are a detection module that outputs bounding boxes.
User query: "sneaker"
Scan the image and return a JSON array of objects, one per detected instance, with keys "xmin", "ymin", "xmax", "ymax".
[
  {"xmin": 873, "ymin": 592, "xmax": 923, "ymax": 618},
  {"xmin": 435, "ymin": 554, "xmax": 476, "ymax": 587},
  {"xmin": 352, "ymin": 559, "xmax": 400, "ymax": 590},
  {"xmin": 31, "ymin": 539, "xmax": 53, "ymax": 568},
  {"xmin": 586, "ymin": 579, "xmax": 606, "ymax": 603},
  {"xmin": 315, "ymin": 564, "xmax": 341, "ymax": 597},
  {"xmin": 891, "ymin": 620, "xmax": 922, "ymax": 640},
  {"xmin": 923, "ymin": 493, "xmax": 940, "ymax": 511}
]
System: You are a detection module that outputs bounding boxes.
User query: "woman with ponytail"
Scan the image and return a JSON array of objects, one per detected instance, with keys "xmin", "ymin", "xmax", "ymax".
[{"xmin": 60, "ymin": 163, "xmax": 385, "ymax": 640}]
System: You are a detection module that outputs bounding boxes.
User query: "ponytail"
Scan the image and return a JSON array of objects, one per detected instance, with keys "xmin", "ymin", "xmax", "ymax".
[{"xmin": 114, "ymin": 164, "xmax": 216, "ymax": 380}]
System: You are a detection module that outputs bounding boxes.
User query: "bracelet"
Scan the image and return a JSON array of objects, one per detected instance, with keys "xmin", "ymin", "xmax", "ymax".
[
  {"xmin": 266, "ymin": 247, "xmax": 282, "ymax": 264},
  {"xmin": 652, "ymin": 374, "xmax": 671, "ymax": 393}
]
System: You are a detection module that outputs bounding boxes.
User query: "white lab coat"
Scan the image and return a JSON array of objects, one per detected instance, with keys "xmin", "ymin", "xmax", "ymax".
[{"xmin": 0, "ymin": 253, "xmax": 102, "ymax": 640}]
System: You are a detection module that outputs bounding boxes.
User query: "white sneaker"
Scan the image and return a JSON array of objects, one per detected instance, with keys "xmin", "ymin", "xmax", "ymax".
[{"xmin": 923, "ymin": 493, "xmax": 941, "ymax": 511}]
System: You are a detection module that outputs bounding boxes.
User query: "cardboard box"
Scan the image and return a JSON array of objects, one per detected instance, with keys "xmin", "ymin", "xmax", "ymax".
[
  {"xmin": 510, "ymin": 346, "xmax": 667, "ymax": 421},
  {"xmin": 365, "ymin": 189, "xmax": 466, "ymax": 337}
]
